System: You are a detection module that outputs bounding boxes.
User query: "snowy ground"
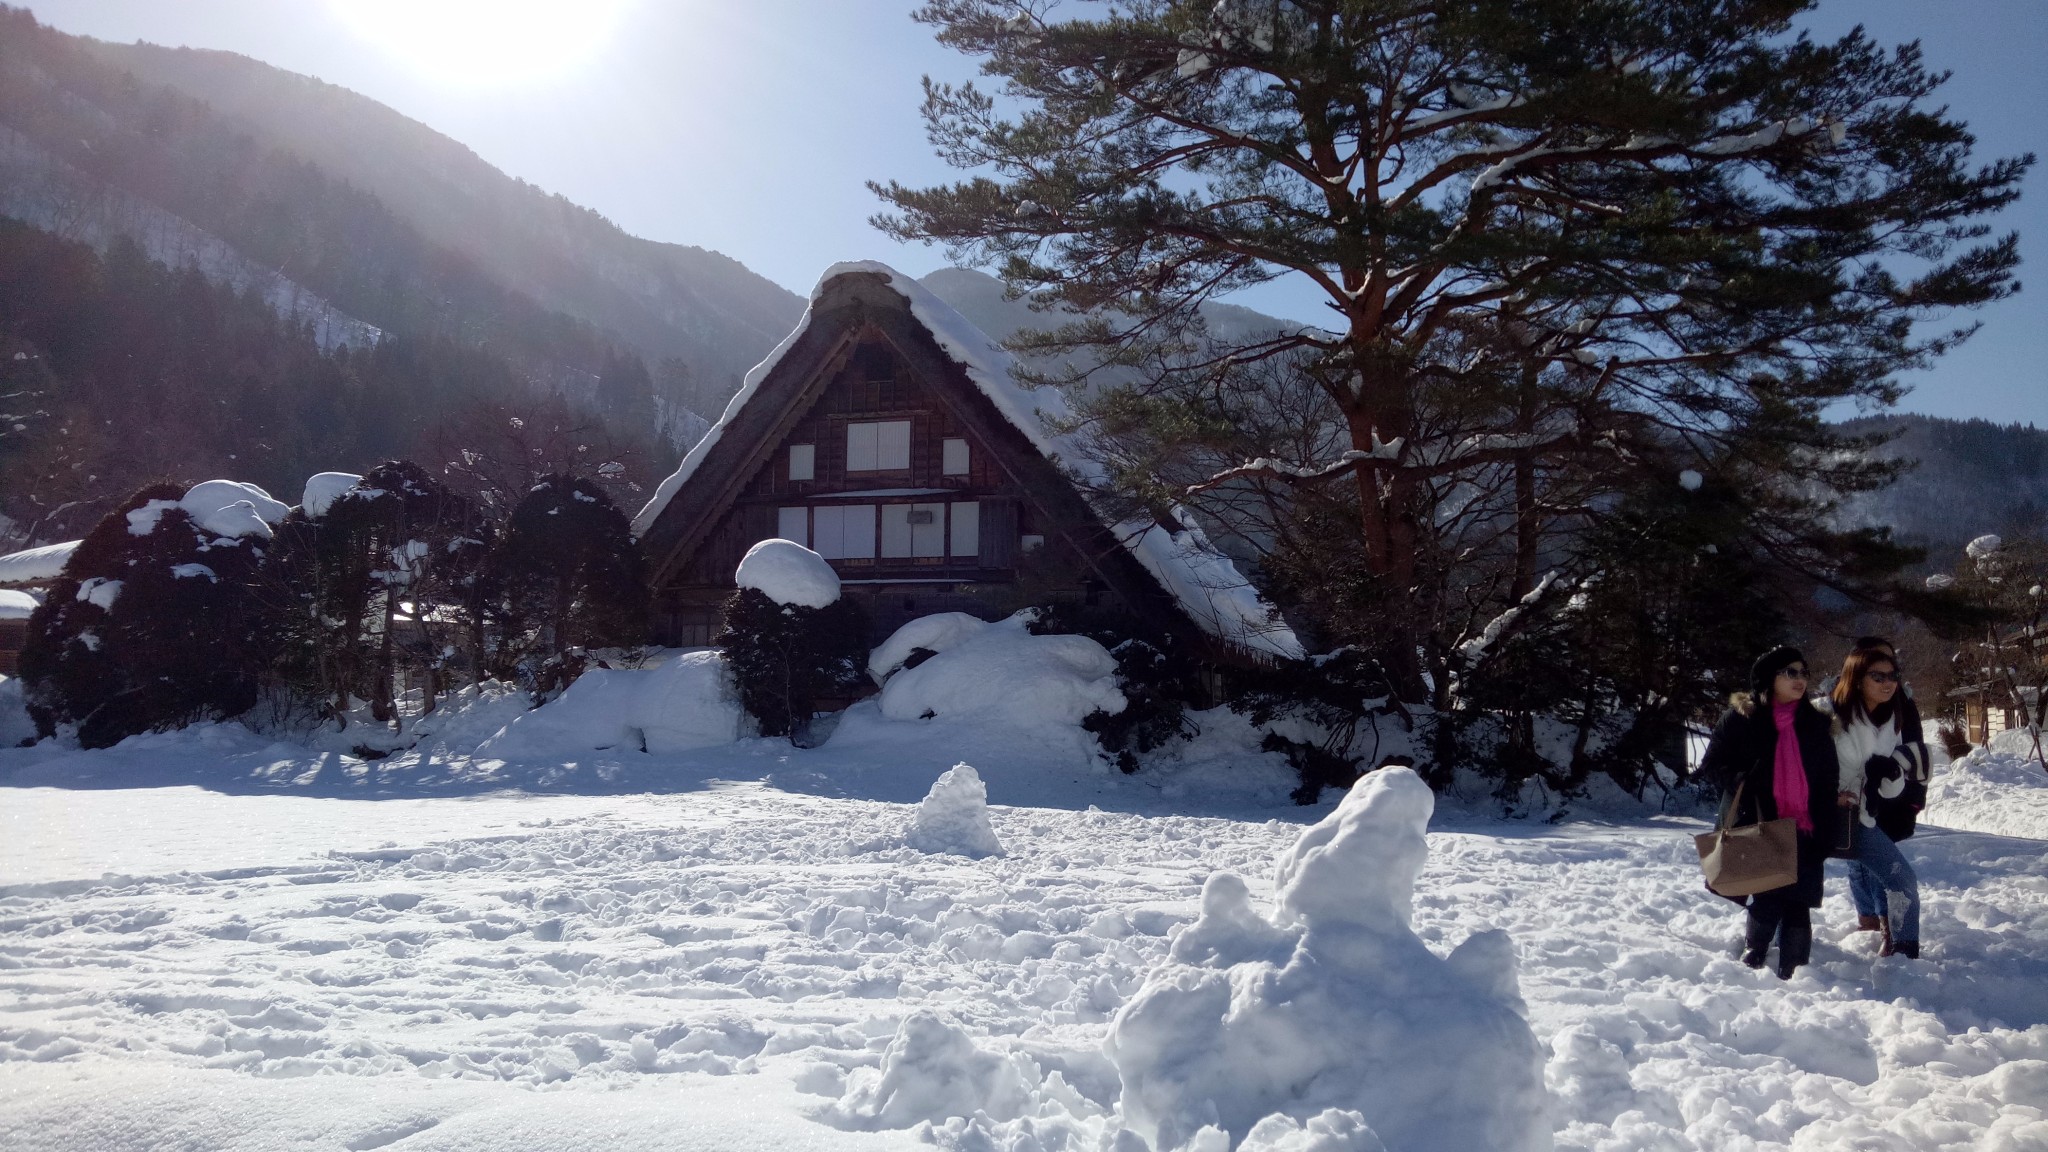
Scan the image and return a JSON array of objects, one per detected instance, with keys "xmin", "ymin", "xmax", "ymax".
[{"xmin": 3, "ymin": 707, "xmax": 2048, "ymax": 1149}]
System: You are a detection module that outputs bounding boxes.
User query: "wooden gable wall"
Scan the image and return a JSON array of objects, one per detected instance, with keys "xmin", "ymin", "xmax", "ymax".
[{"xmin": 650, "ymin": 328, "xmax": 1102, "ymax": 646}]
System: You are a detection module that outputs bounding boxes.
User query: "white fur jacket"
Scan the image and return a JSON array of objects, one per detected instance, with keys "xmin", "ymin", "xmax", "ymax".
[{"xmin": 1812, "ymin": 696, "xmax": 1907, "ymax": 829}]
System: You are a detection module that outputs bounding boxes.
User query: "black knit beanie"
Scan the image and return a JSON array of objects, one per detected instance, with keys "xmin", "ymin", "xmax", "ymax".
[{"xmin": 1749, "ymin": 645, "xmax": 1805, "ymax": 697}]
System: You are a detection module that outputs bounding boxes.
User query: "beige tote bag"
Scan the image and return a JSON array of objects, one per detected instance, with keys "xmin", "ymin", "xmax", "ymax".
[{"xmin": 1695, "ymin": 779, "xmax": 1799, "ymax": 898}]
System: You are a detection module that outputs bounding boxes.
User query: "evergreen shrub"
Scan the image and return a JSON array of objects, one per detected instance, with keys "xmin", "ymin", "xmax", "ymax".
[
  {"xmin": 716, "ymin": 587, "xmax": 868, "ymax": 742},
  {"xmin": 21, "ymin": 483, "xmax": 267, "ymax": 747}
]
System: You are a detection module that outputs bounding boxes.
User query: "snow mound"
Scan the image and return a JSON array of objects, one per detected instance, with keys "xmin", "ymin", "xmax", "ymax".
[
  {"xmin": 878, "ymin": 613, "xmax": 1124, "ymax": 728},
  {"xmin": 1925, "ymin": 728, "xmax": 2048, "ymax": 840},
  {"xmin": 1106, "ymin": 767, "xmax": 1548, "ymax": 1152},
  {"xmin": 0, "ymin": 589, "xmax": 36, "ymax": 620},
  {"xmin": 908, "ymin": 763, "xmax": 1004, "ymax": 858},
  {"xmin": 735, "ymin": 538, "xmax": 840, "ymax": 608},
  {"xmin": 821, "ymin": 1010, "xmax": 1034, "ymax": 1130},
  {"xmin": 0, "ymin": 675, "xmax": 34, "ymax": 747},
  {"xmin": 869, "ymin": 611, "xmax": 994, "ymax": 683},
  {"xmin": 300, "ymin": 472, "xmax": 362, "ymax": 519},
  {"xmin": 475, "ymin": 651, "xmax": 745, "ymax": 759},
  {"xmin": 1237, "ymin": 1110, "xmax": 1387, "ymax": 1152}
]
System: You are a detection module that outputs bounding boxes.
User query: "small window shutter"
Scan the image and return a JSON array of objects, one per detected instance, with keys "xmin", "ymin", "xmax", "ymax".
[{"xmin": 977, "ymin": 500, "xmax": 1018, "ymax": 568}]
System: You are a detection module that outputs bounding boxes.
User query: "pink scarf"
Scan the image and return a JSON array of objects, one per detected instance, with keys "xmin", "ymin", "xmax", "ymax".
[{"xmin": 1771, "ymin": 701, "xmax": 1813, "ymax": 833}]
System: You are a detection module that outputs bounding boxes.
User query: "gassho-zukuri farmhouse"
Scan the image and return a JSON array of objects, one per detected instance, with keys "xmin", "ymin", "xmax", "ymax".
[{"xmin": 629, "ymin": 261, "xmax": 1303, "ymax": 666}]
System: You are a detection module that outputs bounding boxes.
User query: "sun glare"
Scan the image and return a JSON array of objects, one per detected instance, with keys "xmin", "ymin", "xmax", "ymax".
[{"xmin": 329, "ymin": 0, "xmax": 631, "ymax": 87}]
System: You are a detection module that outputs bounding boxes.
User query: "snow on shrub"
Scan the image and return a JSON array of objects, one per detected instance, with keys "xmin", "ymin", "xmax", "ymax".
[
  {"xmin": 876, "ymin": 612, "xmax": 1124, "ymax": 728},
  {"xmin": 1105, "ymin": 767, "xmax": 1547, "ymax": 1152},
  {"xmin": 821, "ymin": 1010, "xmax": 1035, "ymax": 1130},
  {"xmin": 867, "ymin": 610, "xmax": 989, "ymax": 682},
  {"xmin": 20, "ymin": 482, "xmax": 269, "ymax": 747},
  {"xmin": 475, "ymin": 650, "xmax": 744, "ymax": 759},
  {"xmin": 734, "ymin": 538, "xmax": 840, "ymax": 609},
  {"xmin": 300, "ymin": 472, "xmax": 362, "ymax": 519},
  {"xmin": 907, "ymin": 763, "xmax": 1004, "ymax": 857}
]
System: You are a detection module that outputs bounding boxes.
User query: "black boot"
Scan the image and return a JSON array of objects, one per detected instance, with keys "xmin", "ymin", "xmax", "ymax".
[
  {"xmin": 1896, "ymin": 940, "xmax": 1920, "ymax": 960},
  {"xmin": 1776, "ymin": 908, "xmax": 1813, "ymax": 980}
]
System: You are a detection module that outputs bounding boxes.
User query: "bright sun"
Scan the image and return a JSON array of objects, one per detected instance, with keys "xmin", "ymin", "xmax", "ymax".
[{"xmin": 329, "ymin": 0, "xmax": 632, "ymax": 87}]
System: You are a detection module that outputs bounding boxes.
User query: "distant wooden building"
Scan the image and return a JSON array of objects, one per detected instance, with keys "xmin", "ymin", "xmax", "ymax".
[
  {"xmin": 0, "ymin": 540, "xmax": 74, "ymax": 677},
  {"xmin": 630, "ymin": 263, "xmax": 1300, "ymax": 664}
]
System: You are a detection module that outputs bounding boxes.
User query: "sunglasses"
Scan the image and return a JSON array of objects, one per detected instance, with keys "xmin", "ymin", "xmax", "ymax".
[
  {"xmin": 1866, "ymin": 670, "xmax": 1899, "ymax": 684},
  {"xmin": 1776, "ymin": 666, "xmax": 1808, "ymax": 680}
]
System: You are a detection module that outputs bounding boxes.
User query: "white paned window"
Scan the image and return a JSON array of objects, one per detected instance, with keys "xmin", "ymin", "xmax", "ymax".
[
  {"xmin": 880, "ymin": 504, "xmax": 913, "ymax": 557},
  {"xmin": 942, "ymin": 438, "xmax": 970, "ymax": 475},
  {"xmin": 846, "ymin": 423, "xmax": 877, "ymax": 472},
  {"xmin": 950, "ymin": 502, "xmax": 979, "ymax": 557},
  {"xmin": 845, "ymin": 420, "xmax": 910, "ymax": 471},
  {"xmin": 776, "ymin": 507, "xmax": 808, "ymax": 547},
  {"xmin": 788, "ymin": 444, "xmax": 815, "ymax": 481},
  {"xmin": 813, "ymin": 504, "xmax": 876, "ymax": 559},
  {"xmin": 878, "ymin": 420, "xmax": 910, "ymax": 469},
  {"xmin": 911, "ymin": 503, "xmax": 945, "ymax": 557}
]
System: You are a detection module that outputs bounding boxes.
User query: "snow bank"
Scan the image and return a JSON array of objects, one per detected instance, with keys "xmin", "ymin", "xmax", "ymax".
[
  {"xmin": 1925, "ymin": 728, "xmax": 2048, "ymax": 840},
  {"xmin": 877, "ymin": 612, "xmax": 1123, "ymax": 728},
  {"xmin": 822, "ymin": 1010, "xmax": 1035, "ymax": 1130},
  {"xmin": 0, "ymin": 539, "xmax": 78, "ymax": 587},
  {"xmin": 0, "ymin": 589, "xmax": 36, "ymax": 620},
  {"xmin": 735, "ymin": 538, "xmax": 840, "ymax": 608},
  {"xmin": 475, "ymin": 651, "xmax": 745, "ymax": 759},
  {"xmin": 301, "ymin": 472, "xmax": 362, "ymax": 518},
  {"xmin": 907, "ymin": 763, "xmax": 1004, "ymax": 858},
  {"xmin": 1106, "ymin": 767, "xmax": 1548, "ymax": 1152}
]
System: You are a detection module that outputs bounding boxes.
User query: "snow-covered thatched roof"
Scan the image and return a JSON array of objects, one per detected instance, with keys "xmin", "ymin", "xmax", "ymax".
[
  {"xmin": 632, "ymin": 261, "xmax": 1301, "ymax": 660},
  {"xmin": 0, "ymin": 539, "xmax": 79, "ymax": 588}
]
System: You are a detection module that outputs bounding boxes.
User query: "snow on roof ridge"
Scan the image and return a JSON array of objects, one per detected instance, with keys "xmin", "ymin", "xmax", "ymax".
[
  {"xmin": 0, "ymin": 539, "xmax": 81, "ymax": 588},
  {"xmin": 631, "ymin": 260, "xmax": 1302, "ymax": 660}
]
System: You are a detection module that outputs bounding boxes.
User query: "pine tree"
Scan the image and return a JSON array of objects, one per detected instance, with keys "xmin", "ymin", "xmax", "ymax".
[{"xmin": 875, "ymin": 0, "xmax": 2030, "ymax": 702}]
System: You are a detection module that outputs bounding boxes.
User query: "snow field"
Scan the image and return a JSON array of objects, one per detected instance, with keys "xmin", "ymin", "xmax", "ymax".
[{"xmin": 2, "ymin": 769, "xmax": 2045, "ymax": 1150}]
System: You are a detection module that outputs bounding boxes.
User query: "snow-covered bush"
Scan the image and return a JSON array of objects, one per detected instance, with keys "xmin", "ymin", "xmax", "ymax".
[
  {"xmin": 488, "ymin": 473, "xmax": 645, "ymax": 689},
  {"xmin": 876, "ymin": 611, "xmax": 1124, "ymax": 728},
  {"xmin": 20, "ymin": 481, "xmax": 279, "ymax": 747},
  {"xmin": 1106, "ymin": 767, "xmax": 1547, "ymax": 1152},
  {"xmin": 260, "ymin": 461, "xmax": 490, "ymax": 724},
  {"xmin": 718, "ymin": 541, "xmax": 868, "ymax": 742},
  {"xmin": 1025, "ymin": 602, "xmax": 1200, "ymax": 774},
  {"xmin": 907, "ymin": 763, "xmax": 1004, "ymax": 857}
]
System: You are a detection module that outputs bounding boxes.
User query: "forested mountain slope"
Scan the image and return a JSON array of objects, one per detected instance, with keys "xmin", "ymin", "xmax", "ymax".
[
  {"xmin": 0, "ymin": 6, "xmax": 798, "ymax": 410},
  {"xmin": 1836, "ymin": 415, "xmax": 2048, "ymax": 566},
  {"xmin": 70, "ymin": 33, "xmax": 803, "ymax": 392}
]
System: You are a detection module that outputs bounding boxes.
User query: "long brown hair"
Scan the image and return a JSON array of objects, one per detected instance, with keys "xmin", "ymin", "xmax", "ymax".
[{"xmin": 1832, "ymin": 646, "xmax": 1898, "ymax": 726}]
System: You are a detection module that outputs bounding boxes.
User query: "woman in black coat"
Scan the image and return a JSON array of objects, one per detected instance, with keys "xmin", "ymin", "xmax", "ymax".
[{"xmin": 1698, "ymin": 646, "xmax": 1852, "ymax": 979}]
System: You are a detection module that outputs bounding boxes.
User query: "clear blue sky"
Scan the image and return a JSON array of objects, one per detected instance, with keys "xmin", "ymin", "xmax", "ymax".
[{"xmin": 22, "ymin": 0, "xmax": 2047, "ymax": 425}]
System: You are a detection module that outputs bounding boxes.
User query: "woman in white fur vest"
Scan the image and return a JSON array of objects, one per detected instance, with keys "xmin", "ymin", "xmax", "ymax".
[{"xmin": 1819, "ymin": 645, "xmax": 1922, "ymax": 958}]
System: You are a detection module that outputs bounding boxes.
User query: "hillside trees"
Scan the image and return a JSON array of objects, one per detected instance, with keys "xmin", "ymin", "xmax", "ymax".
[{"xmin": 876, "ymin": 0, "xmax": 2030, "ymax": 709}]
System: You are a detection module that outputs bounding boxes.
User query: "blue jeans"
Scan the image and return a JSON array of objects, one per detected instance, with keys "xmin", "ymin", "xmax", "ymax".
[{"xmin": 1844, "ymin": 823, "xmax": 1919, "ymax": 943}]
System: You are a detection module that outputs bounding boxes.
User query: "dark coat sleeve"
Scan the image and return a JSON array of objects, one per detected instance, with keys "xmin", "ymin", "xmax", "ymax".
[
  {"xmin": 1701, "ymin": 707, "xmax": 1765, "ymax": 827},
  {"xmin": 1891, "ymin": 692, "xmax": 1930, "ymax": 784}
]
